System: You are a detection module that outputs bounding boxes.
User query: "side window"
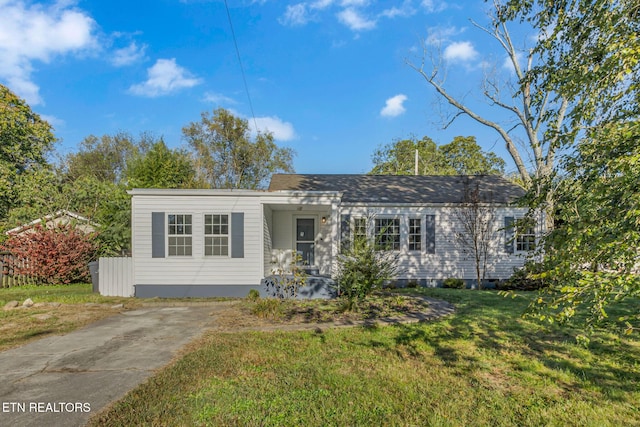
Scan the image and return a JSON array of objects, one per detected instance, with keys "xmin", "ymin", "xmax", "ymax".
[
  {"xmin": 516, "ymin": 224, "xmax": 536, "ymax": 252},
  {"xmin": 168, "ymin": 214, "xmax": 192, "ymax": 256},
  {"xmin": 204, "ymin": 214, "xmax": 229, "ymax": 256},
  {"xmin": 409, "ymin": 218, "xmax": 421, "ymax": 251}
]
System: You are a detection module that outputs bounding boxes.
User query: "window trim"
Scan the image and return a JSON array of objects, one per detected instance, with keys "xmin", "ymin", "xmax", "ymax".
[
  {"xmin": 204, "ymin": 213, "xmax": 230, "ymax": 257},
  {"xmin": 167, "ymin": 213, "xmax": 193, "ymax": 257}
]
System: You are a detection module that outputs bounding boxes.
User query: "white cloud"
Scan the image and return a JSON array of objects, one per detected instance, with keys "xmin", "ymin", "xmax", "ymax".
[
  {"xmin": 250, "ymin": 116, "xmax": 297, "ymax": 141},
  {"xmin": 279, "ymin": 3, "xmax": 309, "ymax": 26},
  {"xmin": 340, "ymin": 0, "xmax": 368, "ymax": 6},
  {"xmin": 0, "ymin": 0, "xmax": 97, "ymax": 105},
  {"xmin": 38, "ymin": 114, "xmax": 65, "ymax": 129},
  {"xmin": 111, "ymin": 41, "xmax": 146, "ymax": 67},
  {"xmin": 380, "ymin": 1, "xmax": 415, "ymax": 18},
  {"xmin": 129, "ymin": 58, "xmax": 202, "ymax": 97},
  {"xmin": 337, "ymin": 7, "xmax": 376, "ymax": 31},
  {"xmin": 426, "ymin": 25, "xmax": 461, "ymax": 46},
  {"xmin": 203, "ymin": 92, "xmax": 237, "ymax": 105},
  {"xmin": 421, "ymin": 0, "xmax": 447, "ymax": 13},
  {"xmin": 380, "ymin": 94, "xmax": 407, "ymax": 117},
  {"xmin": 311, "ymin": 0, "xmax": 334, "ymax": 9},
  {"xmin": 443, "ymin": 41, "xmax": 478, "ymax": 62}
]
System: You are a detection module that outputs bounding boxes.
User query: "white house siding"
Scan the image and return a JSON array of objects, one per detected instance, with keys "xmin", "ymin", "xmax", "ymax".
[
  {"xmin": 131, "ymin": 191, "xmax": 264, "ymax": 296},
  {"xmin": 339, "ymin": 204, "xmax": 536, "ymax": 284}
]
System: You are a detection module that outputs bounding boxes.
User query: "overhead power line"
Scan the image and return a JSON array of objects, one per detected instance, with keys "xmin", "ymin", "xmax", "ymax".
[{"xmin": 223, "ymin": 0, "xmax": 259, "ymax": 133}]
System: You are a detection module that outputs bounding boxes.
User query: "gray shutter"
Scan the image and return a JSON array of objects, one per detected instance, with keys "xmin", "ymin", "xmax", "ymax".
[
  {"xmin": 504, "ymin": 216, "xmax": 515, "ymax": 254},
  {"xmin": 340, "ymin": 214, "xmax": 351, "ymax": 250},
  {"xmin": 151, "ymin": 212, "xmax": 165, "ymax": 258},
  {"xmin": 231, "ymin": 212, "xmax": 244, "ymax": 258},
  {"xmin": 425, "ymin": 214, "xmax": 436, "ymax": 254}
]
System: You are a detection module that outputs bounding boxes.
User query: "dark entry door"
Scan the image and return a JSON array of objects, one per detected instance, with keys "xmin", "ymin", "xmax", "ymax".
[{"xmin": 296, "ymin": 218, "xmax": 315, "ymax": 266}]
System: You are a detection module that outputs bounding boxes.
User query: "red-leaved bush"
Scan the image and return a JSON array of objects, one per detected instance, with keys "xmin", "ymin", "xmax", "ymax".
[{"xmin": 2, "ymin": 224, "xmax": 98, "ymax": 284}]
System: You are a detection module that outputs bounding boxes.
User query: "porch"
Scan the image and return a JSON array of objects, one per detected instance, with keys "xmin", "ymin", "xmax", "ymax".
[{"xmin": 262, "ymin": 193, "xmax": 340, "ymax": 278}]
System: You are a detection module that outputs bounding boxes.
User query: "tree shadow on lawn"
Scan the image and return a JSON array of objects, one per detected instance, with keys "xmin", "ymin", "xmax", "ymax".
[{"xmin": 358, "ymin": 298, "xmax": 640, "ymax": 402}]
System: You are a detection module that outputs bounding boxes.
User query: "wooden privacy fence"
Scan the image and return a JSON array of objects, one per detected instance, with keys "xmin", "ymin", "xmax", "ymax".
[
  {"xmin": 0, "ymin": 251, "xmax": 37, "ymax": 287},
  {"xmin": 98, "ymin": 257, "xmax": 134, "ymax": 297}
]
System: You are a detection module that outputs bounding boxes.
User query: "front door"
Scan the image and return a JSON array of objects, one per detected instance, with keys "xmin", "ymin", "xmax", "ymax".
[{"xmin": 295, "ymin": 218, "xmax": 315, "ymax": 266}]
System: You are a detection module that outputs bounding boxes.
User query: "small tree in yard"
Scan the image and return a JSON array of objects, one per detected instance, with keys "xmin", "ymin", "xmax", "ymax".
[
  {"xmin": 334, "ymin": 229, "xmax": 399, "ymax": 309},
  {"xmin": 2, "ymin": 224, "xmax": 98, "ymax": 284},
  {"xmin": 453, "ymin": 179, "xmax": 498, "ymax": 290}
]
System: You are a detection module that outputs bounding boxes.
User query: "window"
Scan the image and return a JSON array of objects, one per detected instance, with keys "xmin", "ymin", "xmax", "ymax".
[
  {"xmin": 168, "ymin": 214, "xmax": 192, "ymax": 256},
  {"xmin": 516, "ymin": 225, "xmax": 536, "ymax": 252},
  {"xmin": 204, "ymin": 214, "xmax": 229, "ymax": 256},
  {"xmin": 409, "ymin": 218, "xmax": 421, "ymax": 251},
  {"xmin": 353, "ymin": 217, "xmax": 367, "ymax": 242},
  {"xmin": 375, "ymin": 218, "xmax": 400, "ymax": 251}
]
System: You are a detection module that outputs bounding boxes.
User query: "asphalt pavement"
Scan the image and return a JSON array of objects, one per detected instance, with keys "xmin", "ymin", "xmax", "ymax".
[{"xmin": 0, "ymin": 305, "xmax": 215, "ymax": 427}]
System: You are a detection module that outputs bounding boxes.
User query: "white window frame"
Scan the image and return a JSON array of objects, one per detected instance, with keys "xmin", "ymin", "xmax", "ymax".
[
  {"xmin": 167, "ymin": 213, "xmax": 192, "ymax": 257},
  {"xmin": 374, "ymin": 217, "xmax": 401, "ymax": 251},
  {"xmin": 515, "ymin": 223, "xmax": 536, "ymax": 252},
  {"xmin": 204, "ymin": 214, "xmax": 230, "ymax": 257},
  {"xmin": 408, "ymin": 217, "xmax": 422, "ymax": 252}
]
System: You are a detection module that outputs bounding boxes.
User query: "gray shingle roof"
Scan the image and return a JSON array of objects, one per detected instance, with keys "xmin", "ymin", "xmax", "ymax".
[{"xmin": 268, "ymin": 174, "xmax": 525, "ymax": 204}]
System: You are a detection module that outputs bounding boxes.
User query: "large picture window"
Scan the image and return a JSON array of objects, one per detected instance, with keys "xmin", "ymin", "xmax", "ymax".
[
  {"xmin": 375, "ymin": 218, "xmax": 400, "ymax": 251},
  {"xmin": 168, "ymin": 214, "xmax": 192, "ymax": 256},
  {"xmin": 204, "ymin": 214, "xmax": 229, "ymax": 256},
  {"xmin": 409, "ymin": 218, "xmax": 421, "ymax": 251}
]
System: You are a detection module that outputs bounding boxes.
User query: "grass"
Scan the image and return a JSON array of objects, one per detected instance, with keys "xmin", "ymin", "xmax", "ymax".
[
  {"xmin": 0, "ymin": 283, "xmax": 138, "ymax": 351},
  {"xmin": 90, "ymin": 288, "xmax": 640, "ymax": 426}
]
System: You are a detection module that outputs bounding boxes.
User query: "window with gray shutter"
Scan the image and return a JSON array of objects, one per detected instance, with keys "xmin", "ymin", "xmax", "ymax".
[
  {"xmin": 151, "ymin": 212, "xmax": 165, "ymax": 258},
  {"xmin": 231, "ymin": 212, "xmax": 244, "ymax": 258},
  {"xmin": 425, "ymin": 214, "xmax": 436, "ymax": 254},
  {"xmin": 504, "ymin": 216, "xmax": 515, "ymax": 254}
]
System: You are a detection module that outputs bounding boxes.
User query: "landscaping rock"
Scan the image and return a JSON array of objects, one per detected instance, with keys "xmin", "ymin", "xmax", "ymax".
[
  {"xmin": 111, "ymin": 304, "xmax": 124, "ymax": 309},
  {"xmin": 22, "ymin": 298, "xmax": 34, "ymax": 308},
  {"xmin": 3, "ymin": 301, "xmax": 19, "ymax": 310}
]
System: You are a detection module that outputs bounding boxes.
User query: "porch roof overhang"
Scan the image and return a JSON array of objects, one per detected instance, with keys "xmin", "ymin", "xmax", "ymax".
[{"xmin": 261, "ymin": 190, "xmax": 342, "ymax": 210}]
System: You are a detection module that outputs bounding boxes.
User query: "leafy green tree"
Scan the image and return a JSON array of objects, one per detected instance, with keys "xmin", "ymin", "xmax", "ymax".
[
  {"xmin": 501, "ymin": 0, "xmax": 639, "ymax": 128},
  {"xmin": 500, "ymin": 1, "xmax": 640, "ymax": 335},
  {"xmin": 371, "ymin": 136, "xmax": 445, "ymax": 175},
  {"xmin": 370, "ymin": 135, "xmax": 505, "ymax": 176},
  {"xmin": 440, "ymin": 136, "xmax": 505, "ymax": 175},
  {"xmin": 64, "ymin": 132, "xmax": 139, "ymax": 184},
  {"xmin": 125, "ymin": 140, "xmax": 196, "ymax": 189},
  {"xmin": 0, "ymin": 84, "xmax": 56, "ymax": 219},
  {"xmin": 182, "ymin": 108, "xmax": 294, "ymax": 189},
  {"xmin": 527, "ymin": 121, "xmax": 640, "ymax": 334}
]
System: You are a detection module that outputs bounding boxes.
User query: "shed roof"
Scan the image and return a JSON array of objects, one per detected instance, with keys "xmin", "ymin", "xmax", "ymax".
[{"xmin": 268, "ymin": 174, "xmax": 525, "ymax": 204}]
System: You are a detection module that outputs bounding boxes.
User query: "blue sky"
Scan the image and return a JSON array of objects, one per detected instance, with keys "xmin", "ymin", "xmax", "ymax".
[{"xmin": 0, "ymin": 0, "xmax": 537, "ymax": 175}]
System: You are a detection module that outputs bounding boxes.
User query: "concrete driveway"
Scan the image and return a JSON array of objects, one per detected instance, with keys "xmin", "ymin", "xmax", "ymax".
[{"xmin": 0, "ymin": 305, "xmax": 217, "ymax": 427}]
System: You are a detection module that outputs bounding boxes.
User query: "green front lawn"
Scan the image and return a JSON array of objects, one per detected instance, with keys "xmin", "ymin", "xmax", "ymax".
[{"xmin": 91, "ymin": 289, "xmax": 640, "ymax": 426}]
